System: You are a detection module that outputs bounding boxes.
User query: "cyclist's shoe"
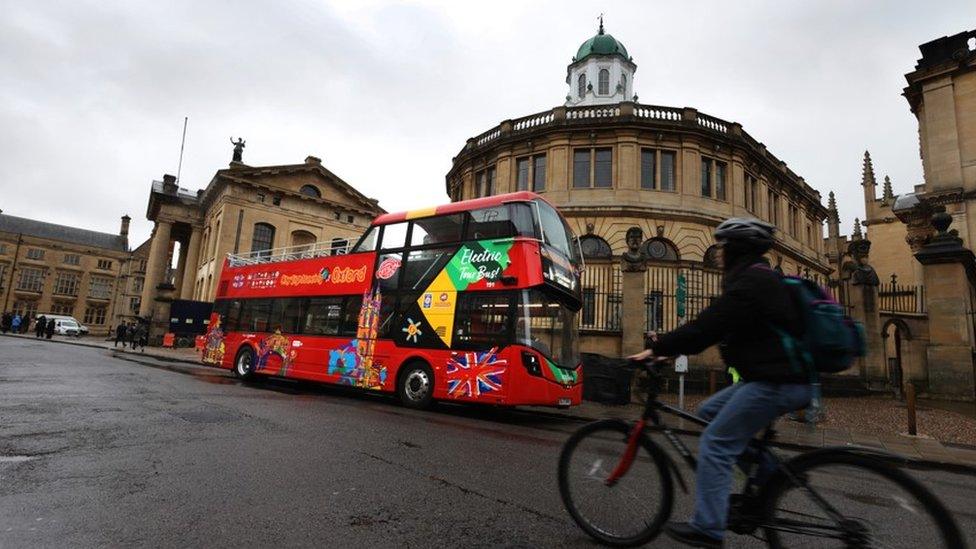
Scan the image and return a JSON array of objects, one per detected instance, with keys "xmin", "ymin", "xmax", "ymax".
[{"xmin": 663, "ymin": 522, "xmax": 722, "ymax": 548}]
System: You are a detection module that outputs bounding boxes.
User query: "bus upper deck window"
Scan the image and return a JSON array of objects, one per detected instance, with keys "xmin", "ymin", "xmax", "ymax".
[
  {"xmin": 410, "ymin": 214, "xmax": 463, "ymax": 247},
  {"xmin": 351, "ymin": 226, "xmax": 379, "ymax": 253},
  {"xmin": 509, "ymin": 202, "xmax": 537, "ymax": 239},
  {"xmin": 465, "ymin": 206, "xmax": 517, "ymax": 240},
  {"xmin": 379, "ymin": 222, "xmax": 409, "ymax": 250}
]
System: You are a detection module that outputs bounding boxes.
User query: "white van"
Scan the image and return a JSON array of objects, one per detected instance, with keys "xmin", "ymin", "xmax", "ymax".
[{"xmin": 42, "ymin": 315, "xmax": 87, "ymax": 337}]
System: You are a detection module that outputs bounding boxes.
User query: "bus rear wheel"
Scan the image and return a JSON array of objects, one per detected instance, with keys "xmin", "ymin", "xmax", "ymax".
[
  {"xmin": 233, "ymin": 347, "xmax": 256, "ymax": 380},
  {"xmin": 397, "ymin": 361, "xmax": 434, "ymax": 410}
]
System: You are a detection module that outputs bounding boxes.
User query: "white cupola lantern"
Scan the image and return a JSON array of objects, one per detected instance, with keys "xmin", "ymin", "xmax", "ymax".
[{"xmin": 565, "ymin": 18, "xmax": 637, "ymax": 107}]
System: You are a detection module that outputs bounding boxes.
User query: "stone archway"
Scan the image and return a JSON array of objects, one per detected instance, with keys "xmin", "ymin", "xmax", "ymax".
[{"xmin": 882, "ymin": 317, "xmax": 912, "ymax": 396}]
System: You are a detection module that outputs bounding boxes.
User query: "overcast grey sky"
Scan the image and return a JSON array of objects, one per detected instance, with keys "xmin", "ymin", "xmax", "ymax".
[{"xmin": 1, "ymin": 0, "xmax": 973, "ymax": 246}]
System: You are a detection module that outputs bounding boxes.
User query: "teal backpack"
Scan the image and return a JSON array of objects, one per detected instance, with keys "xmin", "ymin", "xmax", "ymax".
[{"xmin": 775, "ymin": 273, "xmax": 867, "ymax": 375}]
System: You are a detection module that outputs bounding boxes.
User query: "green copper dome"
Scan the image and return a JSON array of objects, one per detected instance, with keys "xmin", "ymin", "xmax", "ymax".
[{"xmin": 575, "ymin": 25, "xmax": 629, "ymax": 61}]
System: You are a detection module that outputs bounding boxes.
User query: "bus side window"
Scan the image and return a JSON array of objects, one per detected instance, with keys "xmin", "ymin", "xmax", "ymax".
[
  {"xmin": 339, "ymin": 295, "xmax": 362, "ymax": 337},
  {"xmin": 248, "ymin": 299, "xmax": 273, "ymax": 332},
  {"xmin": 453, "ymin": 293, "xmax": 512, "ymax": 349},
  {"xmin": 279, "ymin": 298, "xmax": 306, "ymax": 335},
  {"xmin": 305, "ymin": 297, "xmax": 343, "ymax": 336},
  {"xmin": 224, "ymin": 299, "xmax": 243, "ymax": 331}
]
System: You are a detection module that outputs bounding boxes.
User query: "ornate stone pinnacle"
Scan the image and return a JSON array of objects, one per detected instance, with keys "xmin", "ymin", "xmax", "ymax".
[
  {"xmin": 827, "ymin": 191, "xmax": 838, "ymax": 221},
  {"xmin": 853, "ymin": 217, "xmax": 863, "ymax": 240},
  {"xmin": 861, "ymin": 150, "xmax": 876, "ymax": 188},
  {"xmin": 882, "ymin": 175, "xmax": 894, "ymax": 203}
]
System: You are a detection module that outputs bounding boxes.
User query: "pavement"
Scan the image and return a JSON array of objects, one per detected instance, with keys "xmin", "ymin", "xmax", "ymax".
[{"xmin": 4, "ymin": 331, "xmax": 976, "ymax": 472}]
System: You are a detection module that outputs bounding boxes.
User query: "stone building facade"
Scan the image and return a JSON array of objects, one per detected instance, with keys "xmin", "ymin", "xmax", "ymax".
[
  {"xmin": 138, "ymin": 149, "xmax": 385, "ymax": 338},
  {"xmin": 447, "ymin": 24, "xmax": 831, "ymax": 361},
  {"xmin": 826, "ymin": 29, "xmax": 976, "ymax": 400},
  {"xmin": 0, "ymin": 213, "xmax": 134, "ymax": 335}
]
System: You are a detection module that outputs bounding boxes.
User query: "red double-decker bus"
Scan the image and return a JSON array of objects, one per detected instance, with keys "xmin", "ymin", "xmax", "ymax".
[{"xmin": 199, "ymin": 191, "xmax": 583, "ymax": 409}]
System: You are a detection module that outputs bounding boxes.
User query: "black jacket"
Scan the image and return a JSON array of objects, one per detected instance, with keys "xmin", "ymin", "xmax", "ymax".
[{"xmin": 650, "ymin": 258, "xmax": 805, "ymax": 383}]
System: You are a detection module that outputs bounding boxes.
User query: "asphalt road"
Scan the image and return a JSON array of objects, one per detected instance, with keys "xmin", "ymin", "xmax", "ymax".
[{"xmin": 1, "ymin": 337, "xmax": 974, "ymax": 548}]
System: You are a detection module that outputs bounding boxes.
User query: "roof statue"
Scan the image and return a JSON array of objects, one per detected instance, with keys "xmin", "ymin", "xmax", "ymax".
[{"xmin": 230, "ymin": 137, "xmax": 246, "ymax": 163}]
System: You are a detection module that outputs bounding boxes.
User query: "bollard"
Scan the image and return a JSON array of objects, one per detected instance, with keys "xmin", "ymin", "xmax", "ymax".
[
  {"xmin": 905, "ymin": 382, "xmax": 917, "ymax": 436},
  {"xmin": 708, "ymin": 370, "xmax": 717, "ymax": 395}
]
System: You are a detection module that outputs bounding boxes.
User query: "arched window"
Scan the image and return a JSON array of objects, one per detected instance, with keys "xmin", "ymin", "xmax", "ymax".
[
  {"xmin": 620, "ymin": 73, "xmax": 627, "ymax": 93},
  {"xmin": 299, "ymin": 185, "xmax": 321, "ymax": 198},
  {"xmin": 598, "ymin": 69, "xmax": 610, "ymax": 95},
  {"xmin": 579, "ymin": 235, "xmax": 612, "ymax": 259},
  {"xmin": 290, "ymin": 230, "xmax": 316, "ymax": 252},
  {"xmin": 578, "ymin": 74, "xmax": 586, "ymax": 98},
  {"xmin": 641, "ymin": 238, "xmax": 679, "ymax": 262},
  {"xmin": 703, "ymin": 245, "xmax": 721, "ymax": 270},
  {"xmin": 251, "ymin": 223, "xmax": 276, "ymax": 255}
]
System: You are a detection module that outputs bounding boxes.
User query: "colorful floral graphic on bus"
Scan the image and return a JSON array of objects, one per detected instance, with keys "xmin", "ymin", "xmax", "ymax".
[
  {"xmin": 256, "ymin": 329, "xmax": 297, "ymax": 376},
  {"xmin": 445, "ymin": 347, "xmax": 507, "ymax": 398},
  {"xmin": 201, "ymin": 315, "xmax": 226, "ymax": 365},
  {"xmin": 402, "ymin": 317, "xmax": 423, "ymax": 343},
  {"xmin": 326, "ymin": 287, "xmax": 388, "ymax": 390}
]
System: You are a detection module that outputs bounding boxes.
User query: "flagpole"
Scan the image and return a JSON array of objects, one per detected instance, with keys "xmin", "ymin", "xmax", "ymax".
[{"xmin": 176, "ymin": 116, "xmax": 188, "ymax": 183}]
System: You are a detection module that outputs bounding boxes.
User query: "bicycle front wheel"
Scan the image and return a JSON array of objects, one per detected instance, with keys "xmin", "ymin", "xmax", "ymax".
[
  {"xmin": 558, "ymin": 419, "xmax": 673, "ymax": 547},
  {"xmin": 762, "ymin": 450, "xmax": 966, "ymax": 548}
]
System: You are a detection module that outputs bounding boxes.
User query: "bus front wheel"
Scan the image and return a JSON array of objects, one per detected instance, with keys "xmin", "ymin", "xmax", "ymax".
[
  {"xmin": 397, "ymin": 361, "xmax": 434, "ymax": 410},
  {"xmin": 233, "ymin": 347, "xmax": 256, "ymax": 380}
]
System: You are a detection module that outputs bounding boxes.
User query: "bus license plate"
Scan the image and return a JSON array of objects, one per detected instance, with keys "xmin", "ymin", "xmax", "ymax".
[{"xmin": 558, "ymin": 398, "xmax": 572, "ymax": 407}]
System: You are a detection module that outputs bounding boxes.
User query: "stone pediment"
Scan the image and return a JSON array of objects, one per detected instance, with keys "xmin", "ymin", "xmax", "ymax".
[{"xmin": 209, "ymin": 158, "xmax": 383, "ymax": 216}]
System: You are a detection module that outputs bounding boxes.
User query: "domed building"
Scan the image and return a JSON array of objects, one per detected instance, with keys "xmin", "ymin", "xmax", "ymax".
[{"xmin": 446, "ymin": 23, "xmax": 830, "ymax": 357}]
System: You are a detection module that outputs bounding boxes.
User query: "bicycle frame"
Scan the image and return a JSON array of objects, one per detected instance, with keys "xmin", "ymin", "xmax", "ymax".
[{"xmin": 604, "ymin": 364, "xmax": 852, "ymax": 536}]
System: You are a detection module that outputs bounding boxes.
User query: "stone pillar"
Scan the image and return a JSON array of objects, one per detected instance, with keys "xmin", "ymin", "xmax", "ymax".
[
  {"xmin": 847, "ymin": 239, "xmax": 885, "ymax": 387},
  {"xmin": 620, "ymin": 227, "xmax": 647, "ymax": 355},
  {"xmin": 139, "ymin": 220, "xmax": 172, "ymax": 317},
  {"xmin": 180, "ymin": 226, "xmax": 203, "ymax": 299},
  {"xmin": 915, "ymin": 211, "xmax": 976, "ymax": 401}
]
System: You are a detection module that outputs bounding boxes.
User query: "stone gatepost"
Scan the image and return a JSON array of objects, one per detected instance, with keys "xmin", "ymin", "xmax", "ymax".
[
  {"xmin": 620, "ymin": 227, "xmax": 647, "ymax": 355},
  {"xmin": 846, "ymin": 239, "xmax": 886, "ymax": 388},
  {"xmin": 914, "ymin": 210, "xmax": 976, "ymax": 401},
  {"xmin": 149, "ymin": 282, "xmax": 176, "ymax": 346}
]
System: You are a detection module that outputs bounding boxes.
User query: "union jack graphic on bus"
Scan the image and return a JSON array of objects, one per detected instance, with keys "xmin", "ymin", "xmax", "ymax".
[{"xmin": 445, "ymin": 347, "xmax": 507, "ymax": 398}]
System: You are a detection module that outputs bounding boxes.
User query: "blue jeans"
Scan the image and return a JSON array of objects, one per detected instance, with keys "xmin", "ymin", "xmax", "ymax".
[{"xmin": 690, "ymin": 381, "xmax": 812, "ymax": 540}]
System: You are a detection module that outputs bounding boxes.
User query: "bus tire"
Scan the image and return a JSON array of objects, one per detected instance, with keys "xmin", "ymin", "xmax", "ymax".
[
  {"xmin": 397, "ymin": 361, "xmax": 434, "ymax": 410},
  {"xmin": 233, "ymin": 346, "xmax": 256, "ymax": 380}
]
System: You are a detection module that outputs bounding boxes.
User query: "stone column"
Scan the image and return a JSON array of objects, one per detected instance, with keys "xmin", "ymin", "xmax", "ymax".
[
  {"xmin": 180, "ymin": 225, "xmax": 203, "ymax": 299},
  {"xmin": 915, "ymin": 211, "xmax": 976, "ymax": 401},
  {"xmin": 139, "ymin": 220, "xmax": 172, "ymax": 317}
]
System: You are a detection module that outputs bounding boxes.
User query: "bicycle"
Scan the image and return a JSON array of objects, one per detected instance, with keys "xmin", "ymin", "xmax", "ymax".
[{"xmin": 557, "ymin": 358, "xmax": 967, "ymax": 547}]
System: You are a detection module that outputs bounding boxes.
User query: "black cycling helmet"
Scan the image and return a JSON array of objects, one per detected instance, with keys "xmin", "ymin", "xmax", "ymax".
[{"xmin": 714, "ymin": 217, "xmax": 775, "ymax": 248}]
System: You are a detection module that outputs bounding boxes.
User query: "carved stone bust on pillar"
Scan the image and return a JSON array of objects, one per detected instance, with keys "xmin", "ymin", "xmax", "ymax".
[
  {"xmin": 620, "ymin": 226, "xmax": 647, "ymax": 272},
  {"xmin": 848, "ymin": 239, "xmax": 880, "ymax": 287}
]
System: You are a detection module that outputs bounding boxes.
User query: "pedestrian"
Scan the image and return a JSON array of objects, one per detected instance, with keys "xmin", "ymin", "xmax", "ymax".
[
  {"xmin": 1, "ymin": 311, "xmax": 10, "ymax": 334},
  {"xmin": 11, "ymin": 313, "xmax": 22, "ymax": 334},
  {"xmin": 129, "ymin": 322, "xmax": 138, "ymax": 350},
  {"xmin": 138, "ymin": 322, "xmax": 148, "ymax": 352},
  {"xmin": 34, "ymin": 315, "xmax": 46, "ymax": 338},
  {"xmin": 45, "ymin": 316, "xmax": 55, "ymax": 339},
  {"xmin": 115, "ymin": 322, "xmax": 128, "ymax": 348}
]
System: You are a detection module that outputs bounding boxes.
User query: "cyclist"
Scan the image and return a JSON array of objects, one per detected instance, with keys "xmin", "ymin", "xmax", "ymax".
[{"xmin": 629, "ymin": 217, "xmax": 812, "ymax": 548}]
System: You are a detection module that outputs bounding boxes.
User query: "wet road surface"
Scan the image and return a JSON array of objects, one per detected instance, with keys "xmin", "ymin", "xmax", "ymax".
[{"xmin": 1, "ymin": 337, "xmax": 974, "ymax": 547}]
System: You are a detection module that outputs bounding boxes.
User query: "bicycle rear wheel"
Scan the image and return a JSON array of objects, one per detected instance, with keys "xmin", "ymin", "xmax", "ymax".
[
  {"xmin": 762, "ymin": 450, "xmax": 966, "ymax": 548},
  {"xmin": 558, "ymin": 419, "xmax": 673, "ymax": 547}
]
